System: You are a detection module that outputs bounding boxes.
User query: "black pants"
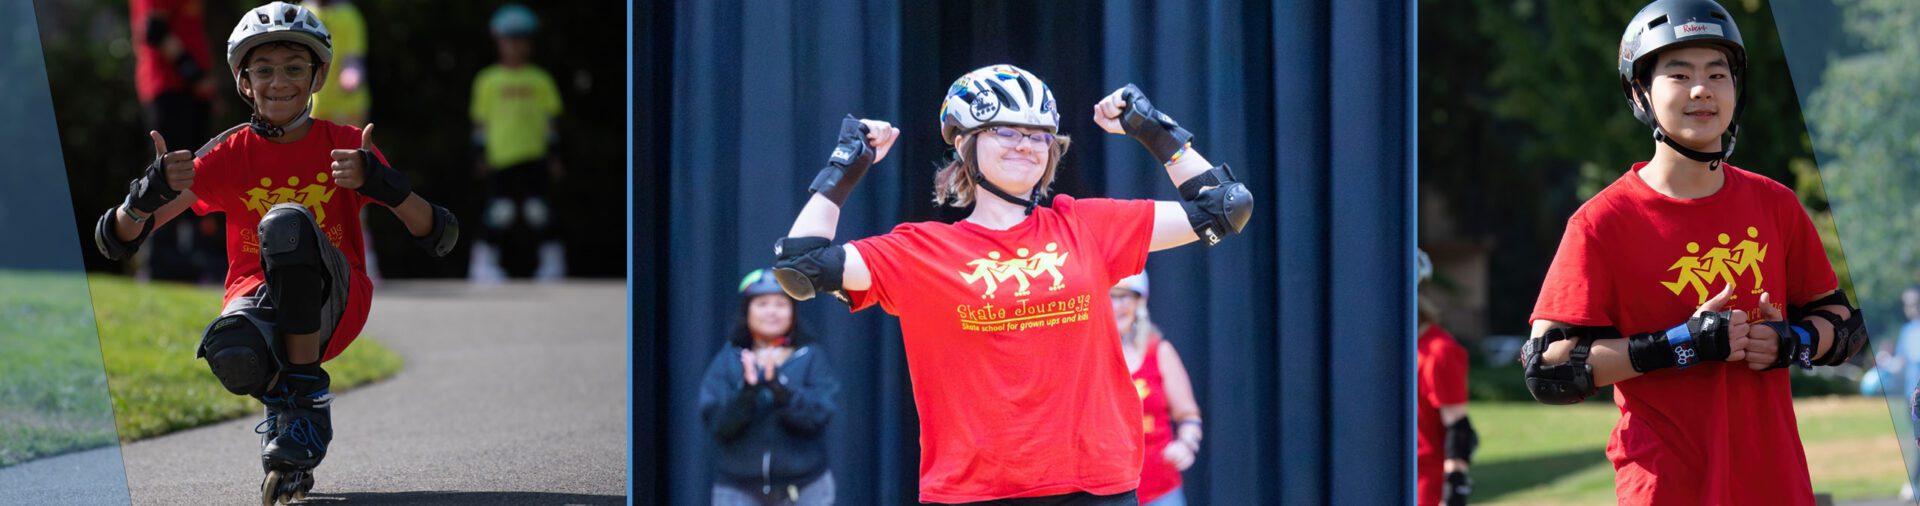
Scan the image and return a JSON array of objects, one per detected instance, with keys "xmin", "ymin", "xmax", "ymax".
[
  {"xmin": 945, "ymin": 490, "xmax": 1138, "ymax": 506},
  {"xmin": 483, "ymin": 160, "xmax": 556, "ymax": 243}
]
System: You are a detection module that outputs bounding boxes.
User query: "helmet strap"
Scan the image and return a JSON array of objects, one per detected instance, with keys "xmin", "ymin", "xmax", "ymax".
[
  {"xmin": 962, "ymin": 146, "xmax": 1041, "ymax": 215},
  {"xmin": 1635, "ymin": 83, "xmax": 1742, "ymax": 171}
]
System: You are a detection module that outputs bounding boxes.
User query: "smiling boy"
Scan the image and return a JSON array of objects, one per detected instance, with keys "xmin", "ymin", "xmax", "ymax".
[
  {"xmin": 1518, "ymin": 1, "xmax": 1869, "ymax": 504},
  {"xmin": 92, "ymin": 2, "xmax": 458, "ymax": 502}
]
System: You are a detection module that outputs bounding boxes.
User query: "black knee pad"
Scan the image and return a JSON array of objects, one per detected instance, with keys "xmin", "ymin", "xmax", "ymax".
[
  {"xmin": 198, "ymin": 310, "xmax": 281, "ymax": 397},
  {"xmin": 259, "ymin": 205, "xmax": 331, "ymax": 335}
]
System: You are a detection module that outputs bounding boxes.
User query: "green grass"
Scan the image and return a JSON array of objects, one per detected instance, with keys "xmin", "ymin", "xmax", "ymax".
[
  {"xmin": 0, "ymin": 271, "xmax": 119, "ymax": 467},
  {"xmin": 1476, "ymin": 396, "xmax": 1910, "ymax": 505},
  {"xmin": 88, "ymin": 274, "xmax": 403, "ymax": 441}
]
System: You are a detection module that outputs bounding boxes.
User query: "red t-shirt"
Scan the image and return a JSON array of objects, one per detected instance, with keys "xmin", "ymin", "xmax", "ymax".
[
  {"xmin": 1132, "ymin": 335, "xmax": 1180, "ymax": 502},
  {"xmin": 1530, "ymin": 163, "xmax": 1837, "ymax": 506},
  {"xmin": 189, "ymin": 121, "xmax": 379, "ymax": 362},
  {"xmin": 1415, "ymin": 324, "xmax": 1469, "ymax": 506},
  {"xmin": 847, "ymin": 195, "xmax": 1154, "ymax": 503},
  {"xmin": 131, "ymin": 0, "xmax": 215, "ymax": 102}
]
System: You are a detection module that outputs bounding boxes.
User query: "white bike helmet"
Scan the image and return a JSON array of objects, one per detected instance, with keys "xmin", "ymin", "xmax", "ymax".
[
  {"xmin": 1115, "ymin": 271, "xmax": 1149, "ymax": 299},
  {"xmin": 939, "ymin": 64, "xmax": 1059, "ymax": 145},
  {"xmin": 226, "ymin": 2, "xmax": 332, "ymax": 137}
]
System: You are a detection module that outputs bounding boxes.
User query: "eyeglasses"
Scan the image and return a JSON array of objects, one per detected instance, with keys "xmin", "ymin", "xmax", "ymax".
[
  {"xmin": 983, "ymin": 126, "xmax": 1056, "ymax": 148},
  {"xmin": 243, "ymin": 63, "xmax": 317, "ymax": 82}
]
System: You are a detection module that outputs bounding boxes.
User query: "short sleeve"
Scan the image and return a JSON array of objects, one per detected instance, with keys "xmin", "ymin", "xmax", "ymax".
[
  {"xmin": 1427, "ymin": 338, "xmax": 1470, "ymax": 407},
  {"xmin": 188, "ymin": 143, "xmax": 231, "ymax": 215},
  {"xmin": 1057, "ymin": 196, "xmax": 1155, "ymax": 287},
  {"xmin": 845, "ymin": 229, "xmax": 915, "ymax": 314},
  {"xmin": 1530, "ymin": 214, "xmax": 1615, "ymax": 327},
  {"xmin": 1778, "ymin": 191, "xmax": 1839, "ymax": 306}
]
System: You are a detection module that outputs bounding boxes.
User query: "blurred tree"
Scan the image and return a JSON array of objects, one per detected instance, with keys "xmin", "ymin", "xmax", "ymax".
[{"xmin": 1801, "ymin": 0, "xmax": 1920, "ymax": 339}]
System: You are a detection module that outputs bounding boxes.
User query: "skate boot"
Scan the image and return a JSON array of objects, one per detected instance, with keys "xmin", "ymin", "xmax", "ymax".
[{"xmin": 258, "ymin": 367, "xmax": 332, "ymax": 505}]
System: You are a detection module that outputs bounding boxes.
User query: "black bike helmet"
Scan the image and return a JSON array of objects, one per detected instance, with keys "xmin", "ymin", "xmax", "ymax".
[{"xmin": 1617, "ymin": 0, "xmax": 1747, "ymax": 170}]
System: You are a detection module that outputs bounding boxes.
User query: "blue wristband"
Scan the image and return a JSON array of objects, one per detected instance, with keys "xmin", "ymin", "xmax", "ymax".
[
  {"xmin": 1792, "ymin": 325, "xmax": 1814, "ymax": 369},
  {"xmin": 1666, "ymin": 324, "xmax": 1697, "ymax": 368}
]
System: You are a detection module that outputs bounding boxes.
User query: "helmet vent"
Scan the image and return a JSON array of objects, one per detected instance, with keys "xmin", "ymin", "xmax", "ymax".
[
  {"xmin": 983, "ymin": 80, "xmax": 1020, "ymax": 112},
  {"xmin": 1646, "ymin": 15, "xmax": 1668, "ymax": 29}
]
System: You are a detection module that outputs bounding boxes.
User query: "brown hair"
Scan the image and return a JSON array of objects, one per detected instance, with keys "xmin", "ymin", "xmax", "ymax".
[{"xmin": 932, "ymin": 130, "xmax": 1072, "ymax": 207}]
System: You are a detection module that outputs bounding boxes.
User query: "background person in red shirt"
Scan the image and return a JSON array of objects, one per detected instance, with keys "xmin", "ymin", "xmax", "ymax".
[
  {"xmin": 768, "ymin": 64, "xmax": 1253, "ymax": 504},
  {"xmin": 1414, "ymin": 251, "xmax": 1474, "ymax": 506},
  {"xmin": 1519, "ymin": 1, "xmax": 1869, "ymax": 504},
  {"xmin": 92, "ymin": 3, "xmax": 458, "ymax": 503},
  {"xmin": 130, "ymin": 0, "xmax": 226, "ymax": 284},
  {"xmin": 1110, "ymin": 272, "xmax": 1202, "ymax": 506}
]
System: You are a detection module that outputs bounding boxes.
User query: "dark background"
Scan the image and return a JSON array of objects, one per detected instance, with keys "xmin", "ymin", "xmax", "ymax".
[{"xmin": 637, "ymin": 0, "xmax": 1416, "ymax": 504}]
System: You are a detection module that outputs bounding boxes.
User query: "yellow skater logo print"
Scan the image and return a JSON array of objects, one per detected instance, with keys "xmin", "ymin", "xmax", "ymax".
[
  {"xmin": 239, "ymin": 173, "xmax": 344, "ymax": 253},
  {"xmin": 957, "ymin": 242, "xmax": 1069, "ymax": 299},
  {"xmin": 1663, "ymin": 226, "xmax": 1769, "ymax": 305},
  {"xmin": 951, "ymin": 242, "xmax": 1091, "ymax": 333}
]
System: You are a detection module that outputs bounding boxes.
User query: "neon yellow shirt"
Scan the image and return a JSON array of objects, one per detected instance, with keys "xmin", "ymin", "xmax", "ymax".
[
  {"xmin": 470, "ymin": 64, "xmax": 563, "ymax": 168},
  {"xmin": 306, "ymin": 1, "xmax": 368, "ymax": 123}
]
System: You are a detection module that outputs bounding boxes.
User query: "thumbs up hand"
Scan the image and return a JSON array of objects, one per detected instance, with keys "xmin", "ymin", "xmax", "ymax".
[
  {"xmin": 329, "ymin": 123, "xmax": 377, "ymax": 191},
  {"xmin": 126, "ymin": 130, "xmax": 195, "ymax": 214},
  {"xmin": 150, "ymin": 131, "xmax": 196, "ymax": 193}
]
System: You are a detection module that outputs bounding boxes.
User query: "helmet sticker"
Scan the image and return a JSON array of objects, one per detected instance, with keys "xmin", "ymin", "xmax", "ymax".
[
  {"xmin": 970, "ymin": 83, "xmax": 1000, "ymax": 122},
  {"xmin": 1674, "ymin": 21, "xmax": 1724, "ymax": 38}
]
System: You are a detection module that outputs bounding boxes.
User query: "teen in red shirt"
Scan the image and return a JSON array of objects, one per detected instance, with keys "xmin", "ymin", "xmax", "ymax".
[
  {"xmin": 771, "ymin": 65, "xmax": 1253, "ymax": 504},
  {"xmin": 1521, "ymin": 1, "xmax": 1868, "ymax": 504},
  {"xmin": 94, "ymin": 3, "xmax": 458, "ymax": 502}
]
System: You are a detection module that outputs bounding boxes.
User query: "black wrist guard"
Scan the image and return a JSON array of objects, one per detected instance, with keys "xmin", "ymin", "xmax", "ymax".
[
  {"xmin": 127, "ymin": 156, "xmax": 180, "ymax": 214},
  {"xmin": 355, "ymin": 149, "xmax": 413, "ymax": 208},
  {"xmin": 1118, "ymin": 83, "xmax": 1195, "ymax": 164},
  {"xmin": 1628, "ymin": 311, "xmax": 1733, "ymax": 372},
  {"xmin": 808, "ymin": 115, "xmax": 875, "ymax": 206},
  {"xmin": 1754, "ymin": 320, "xmax": 1814, "ymax": 370},
  {"xmin": 1442, "ymin": 470, "xmax": 1471, "ymax": 506}
]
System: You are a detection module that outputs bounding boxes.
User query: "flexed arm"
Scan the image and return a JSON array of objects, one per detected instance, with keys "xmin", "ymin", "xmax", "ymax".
[
  {"xmin": 774, "ymin": 116, "xmax": 899, "ymax": 300},
  {"xmin": 1092, "ymin": 85, "xmax": 1253, "ymax": 251}
]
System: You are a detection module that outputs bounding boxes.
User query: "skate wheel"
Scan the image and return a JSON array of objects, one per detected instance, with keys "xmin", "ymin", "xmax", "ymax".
[{"xmin": 260, "ymin": 471, "xmax": 285, "ymax": 506}]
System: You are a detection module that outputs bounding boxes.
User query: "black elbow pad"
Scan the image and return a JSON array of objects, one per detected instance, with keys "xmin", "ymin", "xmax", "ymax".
[
  {"xmin": 95, "ymin": 206, "xmax": 154, "ymax": 261},
  {"xmin": 1178, "ymin": 164, "xmax": 1253, "ymax": 246}
]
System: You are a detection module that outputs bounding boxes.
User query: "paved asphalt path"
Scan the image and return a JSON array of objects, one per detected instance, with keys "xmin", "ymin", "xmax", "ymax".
[{"xmin": 0, "ymin": 280, "xmax": 628, "ymax": 505}]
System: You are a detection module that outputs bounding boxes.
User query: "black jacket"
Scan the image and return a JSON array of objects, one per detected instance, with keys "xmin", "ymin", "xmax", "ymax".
[{"xmin": 699, "ymin": 343, "xmax": 839, "ymax": 490}]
